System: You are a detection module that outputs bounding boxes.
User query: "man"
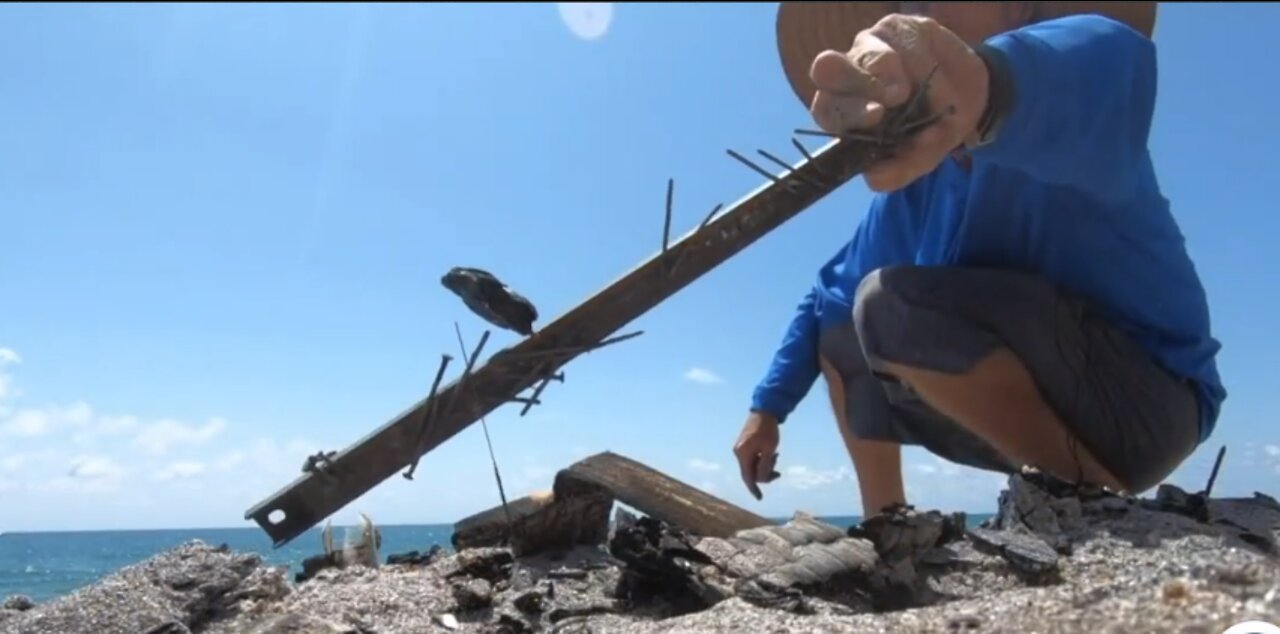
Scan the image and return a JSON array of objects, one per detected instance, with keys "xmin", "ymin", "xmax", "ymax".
[{"xmin": 733, "ymin": 1, "xmax": 1226, "ymax": 518}]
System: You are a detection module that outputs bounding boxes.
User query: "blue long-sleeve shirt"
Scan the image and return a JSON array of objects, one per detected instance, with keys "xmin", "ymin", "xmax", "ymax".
[{"xmin": 750, "ymin": 14, "xmax": 1227, "ymax": 443}]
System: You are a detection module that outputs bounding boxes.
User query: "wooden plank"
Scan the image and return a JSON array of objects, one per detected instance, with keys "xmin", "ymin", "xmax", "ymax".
[
  {"xmin": 243, "ymin": 135, "xmax": 887, "ymax": 547},
  {"xmin": 554, "ymin": 451, "xmax": 772, "ymax": 537},
  {"xmin": 450, "ymin": 489, "xmax": 613, "ymax": 556}
]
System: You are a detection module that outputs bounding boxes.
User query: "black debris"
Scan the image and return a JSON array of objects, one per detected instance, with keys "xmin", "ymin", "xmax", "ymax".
[{"xmin": 441, "ymin": 266, "xmax": 539, "ymax": 337}]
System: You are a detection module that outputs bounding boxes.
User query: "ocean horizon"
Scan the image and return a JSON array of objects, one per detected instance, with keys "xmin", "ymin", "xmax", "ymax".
[{"xmin": 1, "ymin": 512, "xmax": 993, "ymax": 604}]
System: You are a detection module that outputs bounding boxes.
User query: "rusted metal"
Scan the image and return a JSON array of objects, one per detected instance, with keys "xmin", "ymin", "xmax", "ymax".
[{"xmin": 244, "ymin": 134, "xmax": 895, "ymax": 547}]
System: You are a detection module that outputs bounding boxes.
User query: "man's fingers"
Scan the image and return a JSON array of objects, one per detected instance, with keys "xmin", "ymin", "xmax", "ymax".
[
  {"xmin": 755, "ymin": 451, "xmax": 778, "ymax": 484},
  {"xmin": 735, "ymin": 444, "xmax": 763, "ymax": 500},
  {"xmin": 811, "ymin": 34, "xmax": 910, "ymax": 106},
  {"xmin": 811, "ymin": 92, "xmax": 882, "ymax": 134}
]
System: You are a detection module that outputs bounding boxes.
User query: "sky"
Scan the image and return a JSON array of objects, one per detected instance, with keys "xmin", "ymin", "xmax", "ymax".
[{"xmin": 1, "ymin": 2, "xmax": 1278, "ymax": 532}]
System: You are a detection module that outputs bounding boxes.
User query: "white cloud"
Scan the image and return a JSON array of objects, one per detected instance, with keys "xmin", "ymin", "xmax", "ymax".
[
  {"xmin": 0, "ymin": 348, "xmax": 19, "ymax": 404},
  {"xmin": 683, "ymin": 368, "xmax": 724, "ymax": 385},
  {"xmin": 0, "ymin": 402, "xmax": 94, "ymax": 438},
  {"xmin": 133, "ymin": 417, "xmax": 228, "ymax": 456},
  {"xmin": 1265, "ymin": 445, "xmax": 1280, "ymax": 458},
  {"xmin": 68, "ymin": 455, "xmax": 127, "ymax": 481},
  {"xmin": 153, "ymin": 461, "xmax": 207, "ymax": 482},
  {"xmin": 687, "ymin": 458, "xmax": 722, "ymax": 473},
  {"xmin": 780, "ymin": 465, "xmax": 853, "ymax": 491}
]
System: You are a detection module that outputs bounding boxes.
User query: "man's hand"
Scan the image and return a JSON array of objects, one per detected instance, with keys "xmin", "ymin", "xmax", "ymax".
[
  {"xmin": 808, "ymin": 13, "xmax": 990, "ymax": 192},
  {"xmin": 734, "ymin": 411, "xmax": 781, "ymax": 500}
]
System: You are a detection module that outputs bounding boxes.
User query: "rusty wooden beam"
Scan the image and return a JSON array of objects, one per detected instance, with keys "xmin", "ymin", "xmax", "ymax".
[
  {"xmin": 244, "ymin": 135, "xmax": 889, "ymax": 547},
  {"xmin": 554, "ymin": 451, "xmax": 772, "ymax": 537}
]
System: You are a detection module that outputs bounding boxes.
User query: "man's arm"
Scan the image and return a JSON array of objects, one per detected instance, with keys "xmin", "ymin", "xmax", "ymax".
[
  {"xmin": 750, "ymin": 286, "xmax": 822, "ymax": 424},
  {"xmin": 974, "ymin": 14, "xmax": 1158, "ymax": 203}
]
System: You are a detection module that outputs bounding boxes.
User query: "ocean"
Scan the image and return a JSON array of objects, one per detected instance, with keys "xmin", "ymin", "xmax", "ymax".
[{"xmin": 0, "ymin": 513, "xmax": 992, "ymax": 604}]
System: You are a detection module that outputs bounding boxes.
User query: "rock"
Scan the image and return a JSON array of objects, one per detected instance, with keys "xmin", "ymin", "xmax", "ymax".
[
  {"xmin": 546, "ymin": 598, "xmax": 623, "ymax": 623},
  {"xmin": 848, "ymin": 504, "xmax": 949, "ymax": 565},
  {"xmin": 487, "ymin": 611, "xmax": 535, "ymax": 634},
  {"xmin": 1152, "ymin": 483, "xmax": 1210, "ymax": 522},
  {"xmin": 0, "ymin": 540, "xmax": 291, "ymax": 634},
  {"xmin": 141, "ymin": 621, "xmax": 191, "ymax": 634},
  {"xmin": 1253, "ymin": 491, "xmax": 1280, "ymax": 510},
  {"xmin": 295, "ymin": 553, "xmax": 338, "ymax": 584},
  {"xmin": 386, "ymin": 544, "xmax": 445, "ymax": 567},
  {"xmin": 247, "ymin": 613, "xmax": 352, "ymax": 634},
  {"xmin": 0, "ymin": 596, "xmax": 33, "ymax": 612},
  {"xmin": 451, "ymin": 578, "xmax": 494, "ymax": 611},
  {"xmin": 966, "ymin": 526, "xmax": 1059, "ymax": 579},
  {"xmin": 987, "ymin": 473, "xmax": 1103, "ymax": 554},
  {"xmin": 446, "ymin": 547, "xmax": 515, "ymax": 584},
  {"xmin": 609, "ymin": 516, "xmax": 727, "ymax": 615},
  {"xmin": 512, "ymin": 588, "xmax": 547, "ymax": 613},
  {"xmin": 434, "ymin": 613, "xmax": 460, "ymax": 630}
]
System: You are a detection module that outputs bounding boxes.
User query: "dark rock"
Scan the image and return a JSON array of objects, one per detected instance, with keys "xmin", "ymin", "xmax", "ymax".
[
  {"xmin": 849, "ymin": 505, "xmax": 947, "ymax": 564},
  {"xmin": 386, "ymin": 545, "xmax": 445, "ymax": 567},
  {"xmin": 547, "ymin": 566, "xmax": 589, "ymax": 581},
  {"xmin": 609, "ymin": 516, "xmax": 726, "ymax": 616},
  {"xmin": 0, "ymin": 596, "xmax": 33, "ymax": 612},
  {"xmin": 989, "ymin": 474, "xmax": 1085, "ymax": 553},
  {"xmin": 1253, "ymin": 491, "xmax": 1280, "ymax": 510},
  {"xmin": 486, "ymin": 611, "xmax": 535, "ymax": 634},
  {"xmin": 966, "ymin": 526, "xmax": 1059, "ymax": 580},
  {"xmin": 947, "ymin": 614, "xmax": 984, "ymax": 632},
  {"xmin": 1154, "ymin": 483, "xmax": 1210, "ymax": 522},
  {"xmin": 734, "ymin": 577, "xmax": 813, "ymax": 614},
  {"xmin": 512, "ymin": 588, "xmax": 547, "ymax": 614},
  {"xmin": 451, "ymin": 578, "xmax": 495, "ymax": 611},
  {"xmin": 295, "ymin": 553, "xmax": 339, "ymax": 583},
  {"xmin": 248, "ymin": 613, "xmax": 352, "ymax": 634},
  {"xmin": 448, "ymin": 547, "xmax": 515, "ymax": 584},
  {"xmin": 141, "ymin": 621, "xmax": 191, "ymax": 634},
  {"xmin": 1095, "ymin": 497, "xmax": 1131, "ymax": 515},
  {"xmin": 546, "ymin": 598, "xmax": 623, "ymax": 623}
]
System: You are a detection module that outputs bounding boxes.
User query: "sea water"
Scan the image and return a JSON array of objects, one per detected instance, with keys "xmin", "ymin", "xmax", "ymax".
[{"xmin": 0, "ymin": 514, "xmax": 992, "ymax": 603}]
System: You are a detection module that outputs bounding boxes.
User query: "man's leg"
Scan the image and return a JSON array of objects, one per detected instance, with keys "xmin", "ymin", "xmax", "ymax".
[
  {"xmin": 852, "ymin": 265, "xmax": 1202, "ymax": 494},
  {"xmin": 817, "ymin": 321, "xmax": 1016, "ymax": 517}
]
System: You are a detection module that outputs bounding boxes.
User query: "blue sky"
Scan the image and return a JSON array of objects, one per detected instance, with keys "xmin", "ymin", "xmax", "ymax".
[{"xmin": 1, "ymin": 3, "xmax": 1277, "ymax": 532}]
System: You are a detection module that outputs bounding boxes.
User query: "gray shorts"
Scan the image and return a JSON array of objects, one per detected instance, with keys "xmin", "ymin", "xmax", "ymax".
[{"xmin": 819, "ymin": 265, "xmax": 1201, "ymax": 493}]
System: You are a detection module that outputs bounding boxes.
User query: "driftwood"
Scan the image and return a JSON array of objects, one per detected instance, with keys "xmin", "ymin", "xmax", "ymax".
[
  {"xmin": 452, "ymin": 451, "xmax": 771, "ymax": 557},
  {"xmin": 451, "ymin": 489, "xmax": 613, "ymax": 556},
  {"xmin": 243, "ymin": 134, "xmax": 894, "ymax": 547},
  {"xmin": 554, "ymin": 451, "xmax": 772, "ymax": 538}
]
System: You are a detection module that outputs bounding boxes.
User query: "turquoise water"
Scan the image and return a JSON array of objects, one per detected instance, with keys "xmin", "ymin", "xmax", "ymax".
[{"xmin": 0, "ymin": 513, "xmax": 991, "ymax": 604}]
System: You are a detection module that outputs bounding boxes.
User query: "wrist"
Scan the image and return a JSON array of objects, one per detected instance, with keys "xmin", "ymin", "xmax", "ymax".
[
  {"xmin": 749, "ymin": 408, "xmax": 782, "ymax": 426},
  {"xmin": 965, "ymin": 43, "xmax": 1014, "ymax": 149}
]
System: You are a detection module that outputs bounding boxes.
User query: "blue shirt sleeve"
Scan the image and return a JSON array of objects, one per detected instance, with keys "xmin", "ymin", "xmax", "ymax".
[
  {"xmin": 749, "ymin": 277, "xmax": 824, "ymax": 424},
  {"xmin": 974, "ymin": 14, "xmax": 1157, "ymax": 204}
]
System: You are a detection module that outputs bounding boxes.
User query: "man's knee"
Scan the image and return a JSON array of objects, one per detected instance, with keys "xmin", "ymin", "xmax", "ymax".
[
  {"xmin": 853, "ymin": 265, "xmax": 996, "ymax": 374},
  {"xmin": 852, "ymin": 265, "xmax": 926, "ymax": 354}
]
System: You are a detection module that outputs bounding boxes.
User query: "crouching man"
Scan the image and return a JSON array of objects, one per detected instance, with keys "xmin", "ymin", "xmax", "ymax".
[{"xmin": 733, "ymin": 2, "xmax": 1225, "ymax": 516}]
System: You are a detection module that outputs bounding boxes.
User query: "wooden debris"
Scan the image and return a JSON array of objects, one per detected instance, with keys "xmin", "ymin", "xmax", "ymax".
[
  {"xmin": 451, "ymin": 489, "xmax": 612, "ymax": 557},
  {"xmin": 244, "ymin": 133, "xmax": 885, "ymax": 547},
  {"xmin": 554, "ymin": 451, "xmax": 772, "ymax": 538}
]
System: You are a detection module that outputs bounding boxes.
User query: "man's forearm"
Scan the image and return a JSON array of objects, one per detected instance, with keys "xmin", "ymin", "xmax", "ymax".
[{"xmin": 750, "ymin": 288, "xmax": 822, "ymax": 423}]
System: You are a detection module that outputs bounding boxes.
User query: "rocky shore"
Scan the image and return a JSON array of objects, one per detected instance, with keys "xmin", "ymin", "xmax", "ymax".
[{"xmin": 3, "ymin": 472, "xmax": 1278, "ymax": 634}]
